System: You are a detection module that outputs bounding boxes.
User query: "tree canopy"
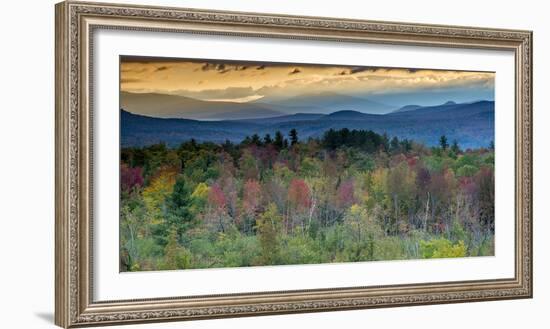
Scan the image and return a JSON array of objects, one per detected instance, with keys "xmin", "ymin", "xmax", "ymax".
[{"xmin": 120, "ymin": 127, "xmax": 494, "ymax": 271}]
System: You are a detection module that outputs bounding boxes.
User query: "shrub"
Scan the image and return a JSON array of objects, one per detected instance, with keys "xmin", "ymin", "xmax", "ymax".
[
  {"xmin": 374, "ymin": 237, "xmax": 406, "ymax": 260},
  {"xmin": 420, "ymin": 238, "xmax": 466, "ymax": 259},
  {"xmin": 457, "ymin": 164, "xmax": 478, "ymax": 177}
]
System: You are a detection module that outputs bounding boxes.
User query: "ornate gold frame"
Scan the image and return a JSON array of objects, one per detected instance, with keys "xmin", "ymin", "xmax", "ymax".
[{"xmin": 55, "ymin": 1, "xmax": 533, "ymax": 327}]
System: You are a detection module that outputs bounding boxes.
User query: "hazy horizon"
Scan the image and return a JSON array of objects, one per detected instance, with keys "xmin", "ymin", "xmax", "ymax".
[{"xmin": 120, "ymin": 92, "xmax": 493, "ymax": 120}]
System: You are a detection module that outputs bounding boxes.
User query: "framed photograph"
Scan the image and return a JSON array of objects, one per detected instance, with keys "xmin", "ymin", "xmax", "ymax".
[{"xmin": 55, "ymin": 1, "xmax": 532, "ymax": 327}]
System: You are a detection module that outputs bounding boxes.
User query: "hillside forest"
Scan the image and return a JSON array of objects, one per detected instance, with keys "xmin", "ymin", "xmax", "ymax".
[{"xmin": 120, "ymin": 128, "xmax": 495, "ymax": 271}]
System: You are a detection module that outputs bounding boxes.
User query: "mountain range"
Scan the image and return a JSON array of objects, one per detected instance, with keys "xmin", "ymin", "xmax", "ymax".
[
  {"xmin": 121, "ymin": 100, "xmax": 494, "ymax": 149},
  {"xmin": 120, "ymin": 91, "xmax": 285, "ymax": 120},
  {"xmin": 120, "ymin": 91, "xmax": 395, "ymax": 120},
  {"xmin": 257, "ymin": 91, "xmax": 394, "ymax": 115}
]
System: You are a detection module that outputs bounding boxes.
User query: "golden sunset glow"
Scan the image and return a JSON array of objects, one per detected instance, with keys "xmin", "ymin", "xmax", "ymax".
[{"xmin": 120, "ymin": 57, "xmax": 495, "ymax": 104}]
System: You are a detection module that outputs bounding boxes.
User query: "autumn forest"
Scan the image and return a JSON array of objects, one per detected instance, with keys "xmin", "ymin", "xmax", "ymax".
[{"xmin": 120, "ymin": 128, "xmax": 495, "ymax": 271}]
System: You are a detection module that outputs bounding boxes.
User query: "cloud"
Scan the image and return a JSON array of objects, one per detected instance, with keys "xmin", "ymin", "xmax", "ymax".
[
  {"xmin": 289, "ymin": 68, "xmax": 301, "ymax": 75},
  {"xmin": 216, "ymin": 64, "xmax": 229, "ymax": 74},
  {"xmin": 200, "ymin": 63, "xmax": 240, "ymax": 74},
  {"xmin": 120, "ymin": 67, "xmax": 148, "ymax": 74},
  {"xmin": 350, "ymin": 67, "xmax": 379, "ymax": 74},
  {"xmin": 333, "ymin": 67, "xmax": 380, "ymax": 75},
  {"xmin": 201, "ymin": 63, "xmax": 220, "ymax": 72},
  {"xmin": 120, "ymin": 57, "xmax": 495, "ymax": 106},
  {"xmin": 208, "ymin": 94, "xmax": 264, "ymax": 103},
  {"xmin": 175, "ymin": 86, "xmax": 257, "ymax": 100},
  {"xmin": 120, "ymin": 78, "xmax": 142, "ymax": 84}
]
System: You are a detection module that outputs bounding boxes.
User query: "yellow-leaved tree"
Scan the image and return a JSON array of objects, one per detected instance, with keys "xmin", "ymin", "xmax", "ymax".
[{"xmin": 142, "ymin": 167, "xmax": 177, "ymax": 224}]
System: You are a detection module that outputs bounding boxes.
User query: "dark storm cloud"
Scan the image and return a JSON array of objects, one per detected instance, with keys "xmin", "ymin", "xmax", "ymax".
[
  {"xmin": 200, "ymin": 63, "xmax": 230, "ymax": 74},
  {"xmin": 334, "ymin": 67, "xmax": 380, "ymax": 76},
  {"xmin": 289, "ymin": 68, "xmax": 301, "ymax": 75},
  {"xmin": 216, "ymin": 64, "xmax": 230, "ymax": 74},
  {"xmin": 349, "ymin": 67, "xmax": 380, "ymax": 74},
  {"xmin": 201, "ymin": 63, "xmax": 215, "ymax": 71},
  {"xmin": 204, "ymin": 64, "xmax": 248, "ymax": 72}
]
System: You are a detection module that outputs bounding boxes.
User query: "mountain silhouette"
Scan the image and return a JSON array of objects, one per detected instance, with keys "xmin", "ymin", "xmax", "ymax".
[{"xmin": 121, "ymin": 100, "xmax": 494, "ymax": 149}]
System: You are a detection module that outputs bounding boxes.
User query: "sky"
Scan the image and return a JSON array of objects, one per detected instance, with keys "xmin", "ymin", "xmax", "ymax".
[{"xmin": 120, "ymin": 56, "xmax": 495, "ymax": 111}]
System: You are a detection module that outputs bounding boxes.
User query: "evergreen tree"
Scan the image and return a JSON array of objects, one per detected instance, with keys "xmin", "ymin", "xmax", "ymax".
[
  {"xmin": 321, "ymin": 128, "xmax": 384, "ymax": 152},
  {"xmin": 242, "ymin": 135, "xmax": 252, "ymax": 145},
  {"xmin": 221, "ymin": 139, "xmax": 235, "ymax": 155},
  {"xmin": 251, "ymin": 134, "xmax": 262, "ymax": 146},
  {"xmin": 289, "ymin": 128, "xmax": 298, "ymax": 145},
  {"xmin": 390, "ymin": 136, "xmax": 400, "ymax": 153},
  {"xmin": 222, "ymin": 139, "xmax": 232, "ymax": 148},
  {"xmin": 322, "ymin": 128, "xmax": 338, "ymax": 149},
  {"xmin": 400, "ymin": 138, "xmax": 412, "ymax": 152},
  {"xmin": 162, "ymin": 176, "xmax": 196, "ymax": 244},
  {"xmin": 283, "ymin": 139, "xmax": 289, "ymax": 149},
  {"xmin": 263, "ymin": 133, "xmax": 273, "ymax": 145},
  {"xmin": 274, "ymin": 131, "xmax": 284, "ymax": 149},
  {"xmin": 439, "ymin": 135, "xmax": 449, "ymax": 150},
  {"xmin": 451, "ymin": 139, "xmax": 460, "ymax": 154}
]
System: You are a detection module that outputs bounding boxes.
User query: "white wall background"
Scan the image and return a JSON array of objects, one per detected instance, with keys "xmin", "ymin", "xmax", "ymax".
[{"xmin": 0, "ymin": 0, "xmax": 546, "ymax": 328}]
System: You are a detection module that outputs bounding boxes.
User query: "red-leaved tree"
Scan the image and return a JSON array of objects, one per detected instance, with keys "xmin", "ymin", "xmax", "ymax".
[
  {"xmin": 208, "ymin": 184, "xmax": 227, "ymax": 212},
  {"xmin": 337, "ymin": 179, "xmax": 356, "ymax": 209},
  {"xmin": 288, "ymin": 178, "xmax": 311, "ymax": 210},
  {"xmin": 120, "ymin": 164, "xmax": 144, "ymax": 192},
  {"xmin": 242, "ymin": 179, "xmax": 262, "ymax": 214}
]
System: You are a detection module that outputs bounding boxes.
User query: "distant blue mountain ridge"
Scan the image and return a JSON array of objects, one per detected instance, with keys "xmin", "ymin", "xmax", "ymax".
[{"xmin": 121, "ymin": 100, "xmax": 494, "ymax": 150}]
